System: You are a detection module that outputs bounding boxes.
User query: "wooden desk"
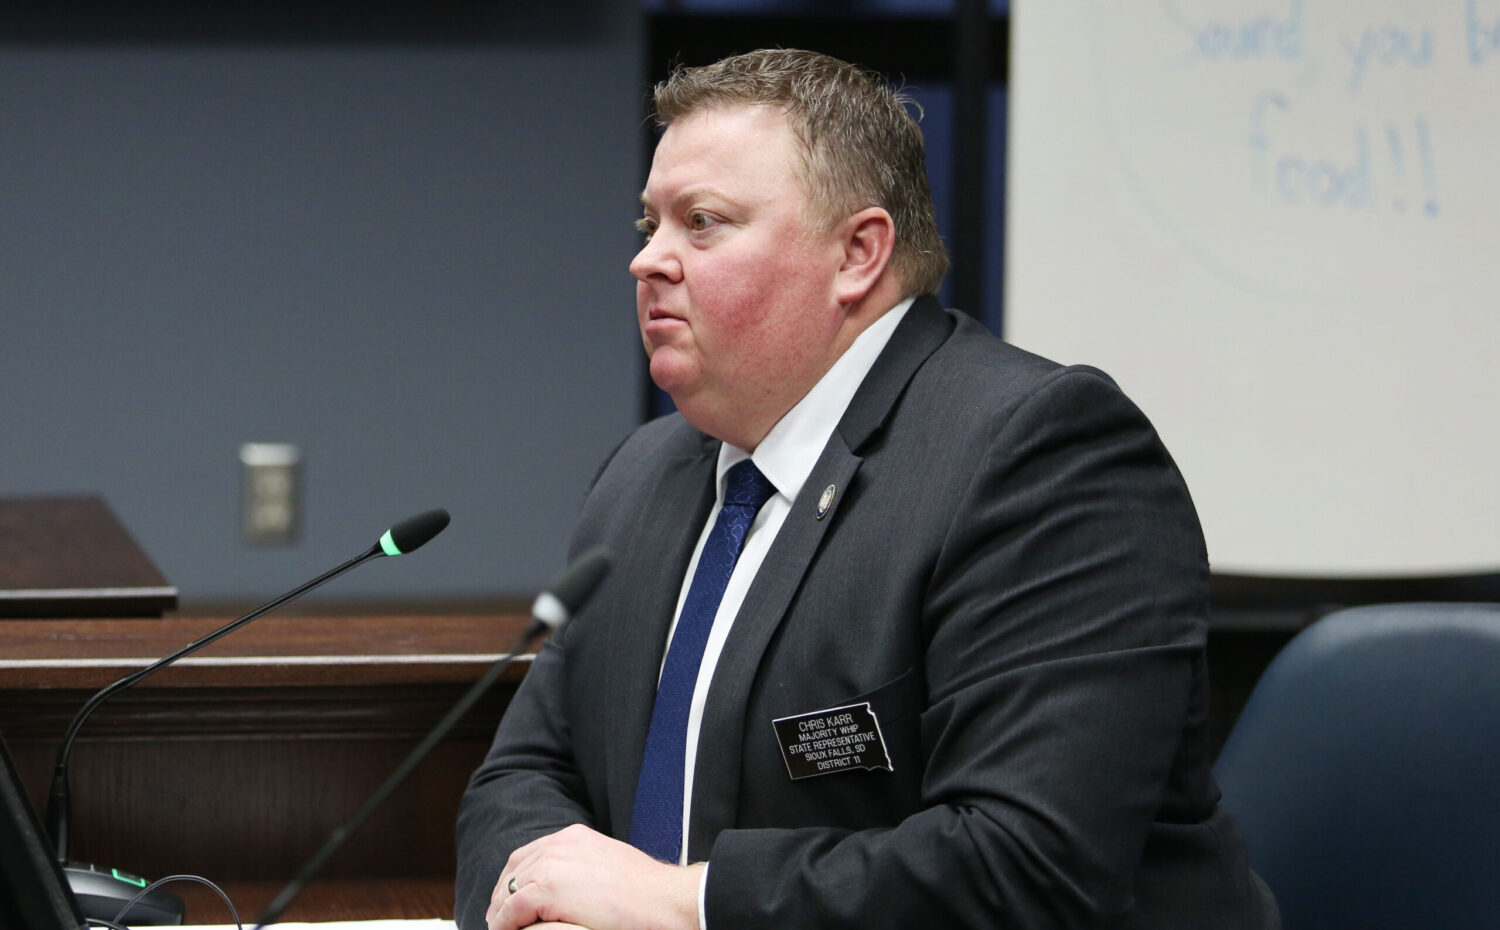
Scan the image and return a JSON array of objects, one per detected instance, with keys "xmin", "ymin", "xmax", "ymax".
[
  {"xmin": 0, "ymin": 611, "xmax": 534, "ymax": 923},
  {"xmin": 176, "ymin": 878, "xmax": 457, "ymax": 923},
  {"xmin": 0, "ymin": 495, "xmax": 177, "ymax": 618}
]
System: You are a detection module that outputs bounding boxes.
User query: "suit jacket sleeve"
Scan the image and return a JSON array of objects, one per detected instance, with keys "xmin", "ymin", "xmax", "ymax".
[
  {"xmin": 454, "ymin": 629, "xmax": 594, "ymax": 929},
  {"xmin": 704, "ymin": 367, "xmax": 1212, "ymax": 929}
]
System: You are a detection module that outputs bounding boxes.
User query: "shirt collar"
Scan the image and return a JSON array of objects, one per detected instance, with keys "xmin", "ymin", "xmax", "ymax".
[{"xmin": 716, "ymin": 297, "xmax": 915, "ymax": 504}]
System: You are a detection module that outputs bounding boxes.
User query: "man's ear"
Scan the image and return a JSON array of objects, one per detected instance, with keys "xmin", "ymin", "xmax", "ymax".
[{"xmin": 834, "ymin": 207, "xmax": 897, "ymax": 305}]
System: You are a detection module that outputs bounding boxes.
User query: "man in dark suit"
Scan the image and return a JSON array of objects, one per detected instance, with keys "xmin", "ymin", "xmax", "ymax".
[{"xmin": 457, "ymin": 49, "xmax": 1278, "ymax": 930}]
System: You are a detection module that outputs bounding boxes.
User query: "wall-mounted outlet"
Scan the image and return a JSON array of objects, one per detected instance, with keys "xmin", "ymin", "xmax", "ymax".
[{"xmin": 240, "ymin": 442, "xmax": 301, "ymax": 544}]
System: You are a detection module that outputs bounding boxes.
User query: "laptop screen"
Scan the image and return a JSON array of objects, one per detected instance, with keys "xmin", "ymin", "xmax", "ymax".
[{"xmin": 0, "ymin": 730, "xmax": 85, "ymax": 930}]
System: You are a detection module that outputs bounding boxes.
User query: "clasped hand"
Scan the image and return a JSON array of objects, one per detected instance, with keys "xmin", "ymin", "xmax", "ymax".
[{"xmin": 486, "ymin": 823, "xmax": 704, "ymax": 930}]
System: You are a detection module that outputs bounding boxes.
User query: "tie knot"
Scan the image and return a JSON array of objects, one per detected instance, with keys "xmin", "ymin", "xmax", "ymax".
[{"xmin": 722, "ymin": 460, "xmax": 775, "ymax": 511}]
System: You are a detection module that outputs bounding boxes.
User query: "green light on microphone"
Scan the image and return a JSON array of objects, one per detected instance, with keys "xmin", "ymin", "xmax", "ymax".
[
  {"xmin": 379, "ymin": 529, "xmax": 402, "ymax": 556},
  {"xmin": 112, "ymin": 868, "xmax": 148, "ymax": 888}
]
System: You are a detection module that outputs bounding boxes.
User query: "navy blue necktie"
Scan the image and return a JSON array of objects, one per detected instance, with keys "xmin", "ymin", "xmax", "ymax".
[{"xmin": 628, "ymin": 459, "xmax": 776, "ymax": 863}]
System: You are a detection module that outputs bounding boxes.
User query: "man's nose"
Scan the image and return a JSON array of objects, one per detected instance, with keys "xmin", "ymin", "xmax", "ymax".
[{"xmin": 630, "ymin": 231, "xmax": 681, "ymax": 283}]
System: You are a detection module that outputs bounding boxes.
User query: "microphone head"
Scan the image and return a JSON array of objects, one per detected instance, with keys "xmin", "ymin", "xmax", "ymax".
[
  {"xmin": 379, "ymin": 509, "xmax": 451, "ymax": 556},
  {"xmin": 531, "ymin": 547, "xmax": 613, "ymax": 630}
]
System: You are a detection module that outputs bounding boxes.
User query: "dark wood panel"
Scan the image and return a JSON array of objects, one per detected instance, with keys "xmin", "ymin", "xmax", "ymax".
[
  {"xmin": 4, "ymin": 688, "xmax": 510, "ymax": 883},
  {"xmin": 0, "ymin": 611, "xmax": 525, "ymax": 919},
  {"xmin": 176, "ymin": 878, "xmax": 455, "ymax": 923},
  {"xmin": 1, "ymin": 684, "xmax": 517, "ymax": 741}
]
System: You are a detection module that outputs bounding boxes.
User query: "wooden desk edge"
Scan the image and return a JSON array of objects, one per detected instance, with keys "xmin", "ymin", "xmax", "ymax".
[{"xmin": 0, "ymin": 612, "xmax": 540, "ymax": 689}]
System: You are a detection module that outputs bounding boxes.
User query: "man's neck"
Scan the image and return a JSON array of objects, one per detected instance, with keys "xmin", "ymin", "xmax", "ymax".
[{"xmin": 733, "ymin": 293, "xmax": 915, "ymax": 454}]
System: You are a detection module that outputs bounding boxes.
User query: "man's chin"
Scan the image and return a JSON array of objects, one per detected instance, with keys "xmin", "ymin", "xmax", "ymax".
[{"xmin": 648, "ymin": 354, "xmax": 697, "ymax": 401}]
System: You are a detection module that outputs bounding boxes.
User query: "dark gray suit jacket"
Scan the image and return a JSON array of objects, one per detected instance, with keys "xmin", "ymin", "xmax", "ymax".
[{"xmin": 456, "ymin": 297, "xmax": 1278, "ymax": 929}]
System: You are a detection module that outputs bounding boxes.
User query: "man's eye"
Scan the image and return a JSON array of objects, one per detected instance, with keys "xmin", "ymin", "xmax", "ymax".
[
  {"xmin": 635, "ymin": 217, "xmax": 657, "ymax": 240},
  {"xmin": 689, "ymin": 212, "xmax": 714, "ymax": 231}
]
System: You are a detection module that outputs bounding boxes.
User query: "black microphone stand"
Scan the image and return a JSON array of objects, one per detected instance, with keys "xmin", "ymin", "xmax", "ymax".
[
  {"xmin": 46, "ymin": 508, "xmax": 449, "ymax": 925},
  {"xmin": 46, "ymin": 545, "xmax": 384, "ymax": 863}
]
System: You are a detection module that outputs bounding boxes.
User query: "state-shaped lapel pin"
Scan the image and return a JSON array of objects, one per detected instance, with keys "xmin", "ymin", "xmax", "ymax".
[{"xmin": 816, "ymin": 484, "xmax": 836, "ymax": 519}]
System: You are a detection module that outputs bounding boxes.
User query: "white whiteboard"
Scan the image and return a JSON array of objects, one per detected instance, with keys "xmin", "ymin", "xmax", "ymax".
[{"xmin": 1005, "ymin": 0, "xmax": 1500, "ymax": 578}]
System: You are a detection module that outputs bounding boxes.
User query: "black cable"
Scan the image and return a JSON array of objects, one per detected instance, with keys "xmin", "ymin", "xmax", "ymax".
[{"xmin": 111, "ymin": 873, "xmax": 244, "ymax": 930}]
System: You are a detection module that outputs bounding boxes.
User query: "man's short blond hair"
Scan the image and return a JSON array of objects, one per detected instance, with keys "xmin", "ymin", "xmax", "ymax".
[{"xmin": 651, "ymin": 48, "xmax": 950, "ymax": 298}]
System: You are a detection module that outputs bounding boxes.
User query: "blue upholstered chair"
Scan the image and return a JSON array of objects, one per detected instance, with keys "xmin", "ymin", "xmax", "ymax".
[{"xmin": 1215, "ymin": 602, "xmax": 1500, "ymax": 930}]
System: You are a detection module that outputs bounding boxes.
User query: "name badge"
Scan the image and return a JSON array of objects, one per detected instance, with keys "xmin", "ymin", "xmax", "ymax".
[{"xmin": 772, "ymin": 702, "xmax": 893, "ymax": 780}]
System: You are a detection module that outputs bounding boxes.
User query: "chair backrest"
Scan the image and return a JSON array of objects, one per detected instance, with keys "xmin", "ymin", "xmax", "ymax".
[{"xmin": 1215, "ymin": 603, "xmax": 1500, "ymax": 930}]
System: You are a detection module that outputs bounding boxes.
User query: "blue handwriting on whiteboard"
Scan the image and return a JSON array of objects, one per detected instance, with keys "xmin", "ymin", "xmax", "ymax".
[
  {"xmin": 1249, "ymin": 92, "xmax": 1439, "ymax": 215},
  {"xmin": 1342, "ymin": 23, "xmax": 1434, "ymax": 93},
  {"xmin": 1164, "ymin": 0, "xmax": 1305, "ymax": 63},
  {"xmin": 1468, "ymin": 0, "xmax": 1500, "ymax": 64}
]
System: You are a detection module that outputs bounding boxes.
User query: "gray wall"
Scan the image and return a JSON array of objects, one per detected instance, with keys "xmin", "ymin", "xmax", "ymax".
[{"xmin": 0, "ymin": 9, "xmax": 645, "ymax": 603}]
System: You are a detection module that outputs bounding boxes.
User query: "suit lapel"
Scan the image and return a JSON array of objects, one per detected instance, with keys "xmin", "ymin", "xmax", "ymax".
[
  {"xmin": 838, "ymin": 295, "xmax": 955, "ymax": 451},
  {"xmin": 603, "ymin": 435, "xmax": 718, "ymax": 837},
  {"xmin": 686, "ymin": 297, "xmax": 954, "ymax": 856}
]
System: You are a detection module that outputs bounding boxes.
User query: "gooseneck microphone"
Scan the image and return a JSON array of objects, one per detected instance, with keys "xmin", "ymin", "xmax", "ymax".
[
  {"xmin": 253, "ymin": 546, "xmax": 613, "ymax": 929},
  {"xmin": 46, "ymin": 508, "xmax": 450, "ymax": 925}
]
